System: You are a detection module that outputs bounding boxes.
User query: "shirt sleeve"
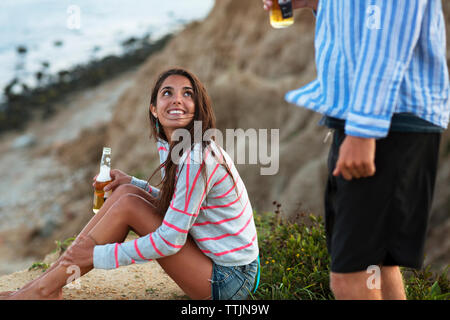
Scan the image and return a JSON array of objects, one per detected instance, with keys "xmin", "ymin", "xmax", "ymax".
[
  {"xmin": 130, "ymin": 176, "xmax": 160, "ymax": 199},
  {"xmin": 93, "ymin": 147, "xmax": 220, "ymax": 270},
  {"xmin": 345, "ymin": 0, "xmax": 428, "ymax": 138}
]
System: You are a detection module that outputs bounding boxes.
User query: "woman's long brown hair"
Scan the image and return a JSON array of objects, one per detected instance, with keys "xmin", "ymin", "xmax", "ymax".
[{"xmin": 147, "ymin": 68, "xmax": 235, "ymax": 216}]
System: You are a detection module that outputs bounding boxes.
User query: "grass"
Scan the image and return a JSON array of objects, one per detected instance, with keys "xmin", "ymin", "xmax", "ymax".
[
  {"xmin": 28, "ymin": 236, "xmax": 76, "ymax": 272},
  {"xmin": 252, "ymin": 202, "xmax": 449, "ymax": 300},
  {"xmin": 28, "ymin": 204, "xmax": 449, "ymax": 300},
  {"xmin": 28, "ymin": 262, "xmax": 50, "ymax": 272},
  {"xmin": 252, "ymin": 205, "xmax": 333, "ymax": 300}
]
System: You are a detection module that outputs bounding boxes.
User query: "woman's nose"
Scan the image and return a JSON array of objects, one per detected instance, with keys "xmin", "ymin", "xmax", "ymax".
[{"xmin": 173, "ymin": 91, "xmax": 183, "ymax": 104}]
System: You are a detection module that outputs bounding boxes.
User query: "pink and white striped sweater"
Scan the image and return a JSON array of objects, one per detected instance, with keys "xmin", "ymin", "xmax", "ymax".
[{"xmin": 93, "ymin": 139, "xmax": 259, "ymax": 269}]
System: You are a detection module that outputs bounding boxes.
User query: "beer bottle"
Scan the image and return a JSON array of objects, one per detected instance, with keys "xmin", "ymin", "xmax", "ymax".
[
  {"xmin": 93, "ymin": 147, "xmax": 112, "ymax": 214},
  {"xmin": 270, "ymin": 0, "xmax": 294, "ymax": 28}
]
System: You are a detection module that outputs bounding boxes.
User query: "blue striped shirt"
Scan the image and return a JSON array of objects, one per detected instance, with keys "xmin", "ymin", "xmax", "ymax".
[{"xmin": 285, "ymin": 0, "xmax": 449, "ymax": 138}]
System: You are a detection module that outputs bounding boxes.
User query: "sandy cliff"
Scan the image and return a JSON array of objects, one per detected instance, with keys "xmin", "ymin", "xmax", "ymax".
[
  {"xmin": 105, "ymin": 0, "xmax": 323, "ymax": 216},
  {"xmin": 101, "ymin": 0, "xmax": 450, "ymax": 266},
  {"xmin": 0, "ymin": 0, "xmax": 449, "ymax": 280}
]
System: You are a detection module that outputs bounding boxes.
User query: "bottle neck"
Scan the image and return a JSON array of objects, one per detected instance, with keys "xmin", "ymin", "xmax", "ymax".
[{"xmin": 96, "ymin": 164, "xmax": 111, "ymax": 182}]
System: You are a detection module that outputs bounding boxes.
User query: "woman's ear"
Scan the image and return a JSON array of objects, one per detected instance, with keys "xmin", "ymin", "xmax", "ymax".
[{"xmin": 150, "ymin": 104, "xmax": 157, "ymax": 118}]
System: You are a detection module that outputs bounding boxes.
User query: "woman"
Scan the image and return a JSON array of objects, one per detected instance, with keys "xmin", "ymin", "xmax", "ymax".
[{"xmin": 3, "ymin": 68, "xmax": 259, "ymax": 300}]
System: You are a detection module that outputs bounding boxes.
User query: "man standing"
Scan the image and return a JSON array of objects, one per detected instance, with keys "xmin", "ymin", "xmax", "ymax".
[{"xmin": 263, "ymin": 0, "xmax": 449, "ymax": 299}]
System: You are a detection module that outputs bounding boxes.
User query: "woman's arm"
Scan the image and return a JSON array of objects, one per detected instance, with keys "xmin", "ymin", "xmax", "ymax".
[
  {"xmin": 92, "ymin": 147, "xmax": 219, "ymax": 269},
  {"xmin": 130, "ymin": 176, "xmax": 160, "ymax": 198},
  {"xmin": 98, "ymin": 169, "xmax": 160, "ymax": 198}
]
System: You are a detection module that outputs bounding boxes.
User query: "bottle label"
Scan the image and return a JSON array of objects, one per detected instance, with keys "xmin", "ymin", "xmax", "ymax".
[{"xmin": 278, "ymin": 0, "xmax": 293, "ymax": 19}]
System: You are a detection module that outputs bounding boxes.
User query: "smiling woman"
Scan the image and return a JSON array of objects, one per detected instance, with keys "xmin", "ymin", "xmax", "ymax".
[{"xmin": 2, "ymin": 68, "xmax": 260, "ymax": 300}]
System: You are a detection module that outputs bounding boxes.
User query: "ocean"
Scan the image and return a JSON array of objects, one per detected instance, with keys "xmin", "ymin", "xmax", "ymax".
[{"xmin": 0, "ymin": 0, "xmax": 214, "ymax": 99}]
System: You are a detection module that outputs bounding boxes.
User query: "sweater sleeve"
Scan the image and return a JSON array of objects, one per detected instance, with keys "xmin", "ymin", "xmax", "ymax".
[
  {"xmin": 93, "ymin": 147, "xmax": 220, "ymax": 270},
  {"xmin": 130, "ymin": 176, "xmax": 160, "ymax": 199},
  {"xmin": 345, "ymin": 0, "xmax": 427, "ymax": 138}
]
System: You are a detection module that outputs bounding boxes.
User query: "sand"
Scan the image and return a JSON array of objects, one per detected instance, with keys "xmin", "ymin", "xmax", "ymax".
[
  {"xmin": 0, "ymin": 231, "xmax": 187, "ymax": 300},
  {"xmin": 0, "ymin": 257, "xmax": 187, "ymax": 300}
]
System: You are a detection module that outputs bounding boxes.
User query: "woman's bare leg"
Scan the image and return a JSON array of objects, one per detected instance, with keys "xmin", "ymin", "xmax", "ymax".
[
  {"xmin": 7, "ymin": 192, "xmax": 212, "ymax": 300},
  {"xmin": 87, "ymin": 193, "xmax": 213, "ymax": 299},
  {"xmin": 0, "ymin": 184, "xmax": 155, "ymax": 297}
]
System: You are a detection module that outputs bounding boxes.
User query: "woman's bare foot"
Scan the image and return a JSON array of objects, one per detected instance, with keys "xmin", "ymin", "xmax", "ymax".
[
  {"xmin": 0, "ymin": 291, "xmax": 15, "ymax": 298},
  {"xmin": 5, "ymin": 282, "xmax": 63, "ymax": 300},
  {"xmin": 1, "ymin": 254, "xmax": 68, "ymax": 300}
]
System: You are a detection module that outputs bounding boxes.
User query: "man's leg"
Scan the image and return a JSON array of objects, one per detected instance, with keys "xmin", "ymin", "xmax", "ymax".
[
  {"xmin": 330, "ymin": 271, "xmax": 382, "ymax": 300},
  {"xmin": 330, "ymin": 266, "xmax": 406, "ymax": 300},
  {"xmin": 380, "ymin": 266, "xmax": 406, "ymax": 300}
]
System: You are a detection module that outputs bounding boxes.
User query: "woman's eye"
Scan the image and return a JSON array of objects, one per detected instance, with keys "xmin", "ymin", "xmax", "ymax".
[
  {"xmin": 184, "ymin": 91, "xmax": 193, "ymax": 97},
  {"xmin": 162, "ymin": 90, "xmax": 170, "ymax": 96}
]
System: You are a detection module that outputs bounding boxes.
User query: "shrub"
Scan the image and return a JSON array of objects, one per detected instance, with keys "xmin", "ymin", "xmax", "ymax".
[
  {"xmin": 253, "ymin": 208, "xmax": 332, "ymax": 300},
  {"xmin": 253, "ymin": 207, "xmax": 449, "ymax": 300}
]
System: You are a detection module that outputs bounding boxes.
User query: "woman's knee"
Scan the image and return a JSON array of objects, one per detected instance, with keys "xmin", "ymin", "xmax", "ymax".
[
  {"xmin": 113, "ymin": 184, "xmax": 141, "ymax": 197},
  {"xmin": 105, "ymin": 184, "xmax": 142, "ymax": 206},
  {"xmin": 112, "ymin": 192, "xmax": 140, "ymax": 213},
  {"xmin": 112, "ymin": 184, "xmax": 155, "ymax": 204},
  {"xmin": 113, "ymin": 193, "xmax": 157, "ymax": 218},
  {"xmin": 112, "ymin": 193, "xmax": 162, "ymax": 233}
]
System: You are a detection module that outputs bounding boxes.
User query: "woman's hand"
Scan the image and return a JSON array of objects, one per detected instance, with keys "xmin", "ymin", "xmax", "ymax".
[
  {"xmin": 262, "ymin": 0, "xmax": 318, "ymax": 11},
  {"xmin": 61, "ymin": 234, "xmax": 96, "ymax": 269},
  {"xmin": 92, "ymin": 169, "xmax": 132, "ymax": 193}
]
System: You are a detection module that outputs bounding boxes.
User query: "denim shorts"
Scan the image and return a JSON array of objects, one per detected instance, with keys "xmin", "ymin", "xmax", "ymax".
[{"xmin": 211, "ymin": 259, "xmax": 258, "ymax": 300}]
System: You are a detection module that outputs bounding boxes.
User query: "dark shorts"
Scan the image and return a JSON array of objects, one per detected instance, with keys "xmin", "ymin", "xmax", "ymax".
[
  {"xmin": 324, "ymin": 129, "xmax": 441, "ymax": 273},
  {"xmin": 210, "ymin": 259, "xmax": 258, "ymax": 300}
]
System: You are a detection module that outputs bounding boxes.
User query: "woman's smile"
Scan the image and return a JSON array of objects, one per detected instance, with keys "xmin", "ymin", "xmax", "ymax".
[
  {"xmin": 167, "ymin": 109, "xmax": 185, "ymax": 115},
  {"xmin": 166, "ymin": 108, "xmax": 188, "ymax": 118}
]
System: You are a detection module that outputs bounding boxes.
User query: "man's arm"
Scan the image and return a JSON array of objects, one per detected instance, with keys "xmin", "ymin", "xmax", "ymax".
[
  {"xmin": 345, "ymin": 0, "xmax": 427, "ymax": 139},
  {"xmin": 335, "ymin": 0, "xmax": 428, "ymax": 181}
]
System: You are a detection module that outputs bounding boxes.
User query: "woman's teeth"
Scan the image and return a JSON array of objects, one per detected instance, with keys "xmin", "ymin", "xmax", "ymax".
[{"xmin": 169, "ymin": 110, "xmax": 184, "ymax": 114}]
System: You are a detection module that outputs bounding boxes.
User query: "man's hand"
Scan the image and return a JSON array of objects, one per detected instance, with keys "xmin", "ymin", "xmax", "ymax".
[
  {"xmin": 333, "ymin": 136, "xmax": 376, "ymax": 180},
  {"xmin": 262, "ymin": 0, "xmax": 318, "ymax": 11}
]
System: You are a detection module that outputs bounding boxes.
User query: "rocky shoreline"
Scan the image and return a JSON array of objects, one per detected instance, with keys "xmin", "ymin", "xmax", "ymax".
[
  {"xmin": 0, "ymin": 28, "xmax": 174, "ymax": 274},
  {"xmin": 0, "ymin": 33, "xmax": 172, "ymax": 135}
]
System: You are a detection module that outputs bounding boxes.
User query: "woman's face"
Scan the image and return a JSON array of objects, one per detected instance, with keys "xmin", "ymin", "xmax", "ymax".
[{"xmin": 150, "ymin": 75, "xmax": 196, "ymax": 141}]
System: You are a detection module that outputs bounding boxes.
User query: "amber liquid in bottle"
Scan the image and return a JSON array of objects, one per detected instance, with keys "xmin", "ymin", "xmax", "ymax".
[
  {"xmin": 93, "ymin": 147, "xmax": 112, "ymax": 214},
  {"xmin": 270, "ymin": 0, "xmax": 294, "ymax": 28},
  {"xmin": 93, "ymin": 179, "xmax": 112, "ymax": 214}
]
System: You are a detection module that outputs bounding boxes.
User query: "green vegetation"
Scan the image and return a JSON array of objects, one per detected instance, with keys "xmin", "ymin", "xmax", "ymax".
[
  {"xmin": 27, "ymin": 205, "xmax": 449, "ymax": 300},
  {"xmin": 28, "ymin": 262, "xmax": 50, "ymax": 272},
  {"xmin": 253, "ymin": 206, "xmax": 332, "ymax": 299},
  {"xmin": 53, "ymin": 236, "xmax": 76, "ymax": 254},
  {"xmin": 403, "ymin": 265, "xmax": 450, "ymax": 300},
  {"xmin": 253, "ymin": 204, "xmax": 449, "ymax": 300},
  {"xmin": 28, "ymin": 236, "xmax": 76, "ymax": 272}
]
